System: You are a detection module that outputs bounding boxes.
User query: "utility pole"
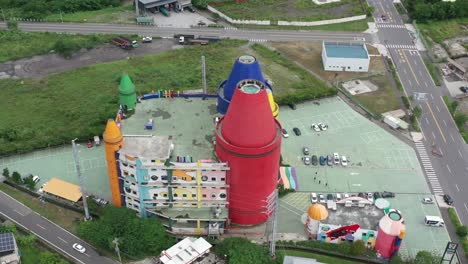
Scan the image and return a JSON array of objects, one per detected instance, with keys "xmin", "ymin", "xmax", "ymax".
[
  {"xmin": 201, "ymin": 56, "xmax": 207, "ymax": 96},
  {"xmin": 135, "ymin": 0, "xmax": 139, "ymax": 16},
  {"xmin": 269, "ymin": 189, "xmax": 278, "ymax": 258},
  {"xmin": 112, "ymin": 238, "xmax": 122, "ymax": 263},
  {"xmin": 72, "ymin": 139, "xmax": 91, "ymax": 221}
]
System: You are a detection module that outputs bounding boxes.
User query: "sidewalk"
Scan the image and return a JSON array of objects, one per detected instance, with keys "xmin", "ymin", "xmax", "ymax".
[{"xmin": 440, "ymin": 208, "xmax": 467, "ymax": 264}]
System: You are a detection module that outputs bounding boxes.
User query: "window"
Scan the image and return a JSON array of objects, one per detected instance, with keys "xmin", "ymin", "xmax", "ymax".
[
  {"xmin": 182, "ymin": 194, "xmax": 187, "ymax": 198},
  {"xmin": 151, "ymin": 175, "xmax": 158, "ymax": 181},
  {"xmin": 211, "ymin": 177, "xmax": 216, "ymax": 181},
  {"xmin": 192, "ymin": 194, "xmax": 196, "ymax": 198},
  {"xmin": 192, "ymin": 203, "xmax": 197, "ymax": 206},
  {"xmin": 161, "ymin": 176, "xmax": 167, "ymax": 181},
  {"xmin": 125, "ymin": 187, "xmax": 131, "ymax": 193},
  {"xmin": 220, "ymin": 178, "xmax": 225, "ymax": 181},
  {"xmin": 151, "ymin": 160, "xmax": 155, "ymax": 162},
  {"xmin": 220, "ymin": 193, "xmax": 226, "ymax": 198},
  {"xmin": 174, "ymin": 193, "xmax": 178, "ymax": 197},
  {"xmin": 173, "ymin": 177, "xmax": 177, "ymax": 181},
  {"xmin": 132, "ymin": 191, "xmax": 136, "ymax": 195},
  {"xmin": 153, "ymin": 193, "xmax": 158, "ymax": 197},
  {"xmin": 122, "ymin": 162, "xmax": 128, "ymax": 167},
  {"xmin": 163, "ymin": 193, "xmax": 168, "ymax": 197},
  {"xmin": 347, "ymin": 66, "xmax": 350, "ymax": 69},
  {"xmin": 211, "ymin": 193, "xmax": 216, "ymax": 198},
  {"xmin": 201, "ymin": 176, "xmax": 208, "ymax": 181},
  {"xmin": 359, "ymin": 67, "xmax": 362, "ymax": 70},
  {"xmin": 123, "ymin": 171, "xmax": 129, "ymax": 176},
  {"xmin": 202, "ymin": 194, "xmax": 207, "ymax": 198}
]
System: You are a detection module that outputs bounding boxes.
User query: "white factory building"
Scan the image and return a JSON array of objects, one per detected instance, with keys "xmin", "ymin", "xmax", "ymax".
[{"xmin": 322, "ymin": 42, "xmax": 370, "ymax": 72}]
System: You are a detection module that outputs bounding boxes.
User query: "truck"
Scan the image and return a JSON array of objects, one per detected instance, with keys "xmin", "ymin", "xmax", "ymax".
[
  {"xmin": 383, "ymin": 115, "xmax": 399, "ymax": 129},
  {"xmin": 160, "ymin": 7, "xmax": 170, "ymax": 17},
  {"xmin": 112, "ymin": 36, "xmax": 138, "ymax": 49},
  {"xmin": 197, "ymin": 36, "xmax": 221, "ymax": 42},
  {"xmin": 175, "ymin": 35, "xmax": 218, "ymax": 45}
]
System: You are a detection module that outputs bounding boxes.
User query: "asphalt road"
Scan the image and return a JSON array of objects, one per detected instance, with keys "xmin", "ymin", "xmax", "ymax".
[
  {"xmin": 368, "ymin": 0, "xmax": 468, "ymax": 225},
  {"xmin": 0, "ymin": 191, "xmax": 116, "ymax": 264},
  {"xmin": 0, "ymin": 22, "xmax": 371, "ymax": 43}
]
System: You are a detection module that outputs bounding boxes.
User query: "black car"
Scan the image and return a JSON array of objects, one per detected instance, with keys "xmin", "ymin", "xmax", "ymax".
[
  {"xmin": 460, "ymin": 86, "xmax": 468, "ymax": 93},
  {"xmin": 382, "ymin": 191, "xmax": 395, "ymax": 198},
  {"xmin": 443, "ymin": 194, "xmax": 454, "ymax": 205},
  {"xmin": 288, "ymin": 103, "xmax": 297, "ymax": 110},
  {"xmin": 358, "ymin": 192, "xmax": 365, "ymax": 198},
  {"xmin": 319, "ymin": 156, "xmax": 326, "ymax": 166},
  {"xmin": 326, "ymin": 194, "xmax": 334, "ymax": 201},
  {"xmin": 293, "ymin": 127, "xmax": 301, "ymax": 136},
  {"xmin": 311, "ymin": 155, "xmax": 318, "ymax": 166},
  {"xmin": 374, "ymin": 192, "xmax": 382, "ymax": 200},
  {"xmin": 186, "ymin": 6, "xmax": 195, "ymax": 12}
]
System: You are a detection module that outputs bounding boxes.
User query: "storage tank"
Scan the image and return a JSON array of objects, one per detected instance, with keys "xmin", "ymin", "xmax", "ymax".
[
  {"xmin": 215, "ymin": 79, "xmax": 282, "ymax": 225},
  {"xmin": 375, "ymin": 210, "xmax": 406, "ymax": 258}
]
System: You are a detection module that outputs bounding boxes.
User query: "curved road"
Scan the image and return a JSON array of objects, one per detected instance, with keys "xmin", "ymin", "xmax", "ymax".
[
  {"xmin": 0, "ymin": 191, "xmax": 116, "ymax": 264},
  {"xmin": 368, "ymin": 0, "xmax": 468, "ymax": 226},
  {"xmin": 0, "ymin": 22, "xmax": 371, "ymax": 43}
]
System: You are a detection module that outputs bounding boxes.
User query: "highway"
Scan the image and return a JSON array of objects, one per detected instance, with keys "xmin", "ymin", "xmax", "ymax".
[
  {"xmin": 0, "ymin": 22, "xmax": 371, "ymax": 43},
  {"xmin": 368, "ymin": 0, "xmax": 468, "ymax": 225},
  {"xmin": 0, "ymin": 191, "xmax": 116, "ymax": 264}
]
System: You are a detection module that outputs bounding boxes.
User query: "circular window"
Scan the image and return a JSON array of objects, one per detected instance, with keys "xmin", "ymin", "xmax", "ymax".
[
  {"xmin": 220, "ymin": 193, "xmax": 226, "ymax": 198},
  {"xmin": 151, "ymin": 175, "xmax": 158, "ymax": 181},
  {"xmin": 125, "ymin": 187, "xmax": 131, "ymax": 193},
  {"xmin": 211, "ymin": 193, "xmax": 216, "ymax": 198},
  {"xmin": 201, "ymin": 176, "xmax": 208, "ymax": 181}
]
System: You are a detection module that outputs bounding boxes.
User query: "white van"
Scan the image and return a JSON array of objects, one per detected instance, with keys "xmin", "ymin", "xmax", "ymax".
[
  {"xmin": 310, "ymin": 193, "xmax": 318, "ymax": 203},
  {"xmin": 424, "ymin": 216, "xmax": 445, "ymax": 227}
]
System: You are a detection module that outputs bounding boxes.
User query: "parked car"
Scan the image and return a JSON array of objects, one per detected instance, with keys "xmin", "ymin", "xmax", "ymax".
[
  {"xmin": 311, "ymin": 123, "xmax": 320, "ymax": 132},
  {"xmin": 293, "ymin": 127, "xmax": 301, "ymax": 136},
  {"xmin": 343, "ymin": 193, "xmax": 350, "ymax": 199},
  {"xmin": 336, "ymin": 193, "xmax": 342, "ymax": 201},
  {"xmin": 374, "ymin": 192, "xmax": 382, "ymax": 200},
  {"xmin": 341, "ymin": 156, "xmax": 348, "ymax": 166},
  {"xmin": 186, "ymin": 6, "xmax": 195, "ymax": 12},
  {"xmin": 422, "ymin": 197, "xmax": 434, "ymax": 204},
  {"xmin": 303, "ymin": 147, "xmax": 310, "ymax": 155},
  {"xmin": 367, "ymin": 192, "xmax": 374, "ymax": 202},
  {"xmin": 73, "ymin": 243, "xmax": 86, "ymax": 253},
  {"xmin": 333, "ymin": 153, "xmax": 340, "ymax": 165},
  {"xmin": 327, "ymin": 155, "xmax": 333, "ymax": 166},
  {"xmin": 443, "ymin": 194, "xmax": 453, "ymax": 205},
  {"xmin": 303, "ymin": 156, "xmax": 311, "ymax": 165},
  {"xmin": 319, "ymin": 156, "xmax": 327, "ymax": 166},
  {"xmin": 382, "ymin": 191, "xmax": 395, "ymax": 198},
  {"xmin": 311, "ymin": 193, "xmax": 318, "ymax": 203},
  {"xmin": 460, "ymin": 86, "xmax": 468, "ymax": 93},
  {"xmin": 142, "ymin": 36, "xmax": 153, "ymax": 43},
  {"xmin": 282, "ymin": 128, "xmax": 289, "ymax": 138},
  {"xmin": 214, "ymin": 116, "xmax": 220, "ymax": 123},
  {"xmin": 311, "ymin": 155, "xmax": 318, "ymax": 166},
  {"xmin": 318, "ymin": 123, "xmax": 328, "ymax": 131},
  {"xmin": 319, "ymin": 193, "xmax": 326, "ymax": 203},
  {"xmin": 326, "ymin": 194, "xmax": 334, "ymax": 201},
  {"xmin": 358, "ymin": 192, "xmax": 366, "ymax": 198}
]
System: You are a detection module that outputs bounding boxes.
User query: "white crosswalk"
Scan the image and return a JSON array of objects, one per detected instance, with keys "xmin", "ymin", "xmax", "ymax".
[
  {"xmin": 249, "ymin": 39, "xmax": 268, "ymax": 43},
  {"xmin": 224, "ymin": 27, "xmax": 238, "ymax": 30},
  {"xmin": 386, "ymin": 44, "xmax": 416, "ymax": 50},
  {"xmin": 415, "ymin": 141, "xmax": 443, "ymax": 195},
  {"xmin": 377, "ymin": 23, "xmax": 406, "ymax": 29}
]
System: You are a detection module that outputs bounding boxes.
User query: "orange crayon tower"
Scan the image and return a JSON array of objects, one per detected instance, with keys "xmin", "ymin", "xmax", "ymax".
[{"xmin": 103, "ymin": 119, "xmax": 123, "ymax": 207}]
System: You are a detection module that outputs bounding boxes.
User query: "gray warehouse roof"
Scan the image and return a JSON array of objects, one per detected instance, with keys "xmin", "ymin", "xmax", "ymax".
[
  {"xmin": 324, "ymin": 43, "xmax": 368, "ymax": 59},
  {"xmin": 120, "ymin": 135, "xmax": 173, "ymax": 160}
]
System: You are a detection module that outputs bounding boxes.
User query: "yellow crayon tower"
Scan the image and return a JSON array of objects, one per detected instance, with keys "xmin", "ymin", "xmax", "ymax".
[{"xmin": 103, "ymin": 119, "xmax": 123, "ymax": 207}]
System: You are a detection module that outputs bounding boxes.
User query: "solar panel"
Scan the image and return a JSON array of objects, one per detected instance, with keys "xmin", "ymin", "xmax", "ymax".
[{"xmin": 0, "ymin": 233, "xmax": 15, "ymax": 252}]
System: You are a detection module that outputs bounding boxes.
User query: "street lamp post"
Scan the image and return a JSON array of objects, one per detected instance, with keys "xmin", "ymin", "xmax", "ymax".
[{"xmin": 71, "ymin": 138, "xmax": 91, "ymax": 221}]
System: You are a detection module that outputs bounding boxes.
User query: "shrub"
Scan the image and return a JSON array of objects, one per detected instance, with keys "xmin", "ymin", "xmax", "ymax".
[
  {"xmin": 349, "ymin": 240, "xmax": 366, "ymax": 256},
  {"xmin": 2, "ymin": 168, "xmax": 9, "ymax": 178},
  {"xmin": 6, "ymin": 20, "xmax": 18, "ymax": 30},
  {"xmin": 278, "ymin": 183, "xmax": 295, "ymax": 198},
  {"xmin": 53, "ymin": 39, "xmax": 81, "ymax": 58},
  {"xmin": 11, "ymin": 171, "xmax": 22, "ymax": 184},
  {"xmin": 401, "ymin": 96, "xmax": 410, "ymax": 109},
  {"xmin": 456, "ymin": 225, "xmax": 468, "ymax": 237}
]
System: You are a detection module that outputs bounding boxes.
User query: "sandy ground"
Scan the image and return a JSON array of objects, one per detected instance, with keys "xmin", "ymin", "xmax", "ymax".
[{"xmin": 0, "ymin": 39, "xmax": 176, "ymax": 79}]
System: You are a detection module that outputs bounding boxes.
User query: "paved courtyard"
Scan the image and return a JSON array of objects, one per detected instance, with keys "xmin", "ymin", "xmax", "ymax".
[{"xmin": 277, "ymin": 97, "xmax": 450, "ymax": 259}]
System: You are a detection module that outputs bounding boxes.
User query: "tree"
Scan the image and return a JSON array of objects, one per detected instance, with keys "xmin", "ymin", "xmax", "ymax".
[
  {"xmin": 11, "ymin": 171, "xmax": 22, "ymax": 184},
  {"xmin": 413, "ymin": 250, "xmax": 441, "ymax": 264},
  {"xmin": 2, "ymin": 168, "xmax": 9, "ymax": 178},
  {"xmin": 366, "ymin": 6, "xmax": 375, "ymax": 17},
  {"xmin": 454, "ymin": 113, "xmax": 467, "ymax": 128},
  {"xmin": 0, "ymin": 224, "xmax": 17, "ymax": 234},
  {"xmin": 456, "ymin": 225, "xmax": 468, "ymax": 237},
  {"xmin": 451, "ymin": 100, "xmax": 459, "ymax": 113},
  {"xmin": 53, "ymin": 39, "xmax": 80, "ymax": 58},
  {"xmin": 16, "ymin": 234, "xmax": 37, "ymax": 247},
  {"xmin": 412, "ymin": 106, "xmax": 422, "ymax": 119},
  {"xmin": 22, "ymin": 176, "xmax": 37, "ymax": 190},
  {"xmin": 214, "ymin": 237, "xmax": 272, "ymax": 264},
  {"xmin": 349, "ymin": 240, "xmax": 366, "ymax": 256},
  {"xmin": 38, "ymin": 251, "xmax": 68, "ymax": 264}
]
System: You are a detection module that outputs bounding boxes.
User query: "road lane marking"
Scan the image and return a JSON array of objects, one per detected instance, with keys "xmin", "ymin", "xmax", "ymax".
[
  {"xmin": 450, "ymin": 133, "xmax": 455, "ymax": 142},
  {"xmin": 432, "ymin": 131, "xmax": 436, "ymax": 140},
  {"xmin": 458, "ymin": 149, "xmax": 463, "ymax": 158},
  {"xmin": 446, "ymin": 164, "xmax": 452, "ymax": 173},
  {"xmin": 430, "ymin": 93, "xmax": 434, "ymax": 99},
  {"xmin": 402, "ymin": 51, "xmax": 420, "ymax": 85},
  {"xmin": 426, "ymin": 101, "xmax": 447, "ymax": 143},
  {"xmin": 425, "ymin": 117, "xmax": 429, "ymax": 125},
  {"xmin": 84, "ymin": 253, "xmax": 91, "ymax": 258},
  {"xmin": 14, "ymin": 209, "xmax": 25, "ymax": 216},
  {"xmin": 36, "ymin": 224, "xmax": 46, "ymax": 230},
  {"xmin": 465, "ymin": 203, "xmax": 468, "ymax": 213},
  {"xmin": 436, "ymin": 105, "xmax": 440, "ymax": 112},
  {"xmin": 456, "ymin": 184, "xmax": 460, "ymax": 192},
  {"xmin": 424, "ymin": 81, "xmax": 428, "ymax": 88},
  {"xmin": 443, "ymin": 120, "xmax": 447, "ymax": 127},
  {"xmin": 57, "ymin": 237, "xmax": 68, "ymax": 244}
]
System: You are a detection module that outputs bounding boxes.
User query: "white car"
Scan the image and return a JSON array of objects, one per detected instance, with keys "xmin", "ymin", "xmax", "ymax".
[
  {"xmin": 310, "ymin": 193, "xmax": 318, "ymax": 203},
  {"xmin": 333, "ymin": 153, "xmax": 340, "ymax": 165},
  {"xmin": 343, "ymin": 193, "xmax": 350, "ymax": 199},
  {"xmin": 341, "ymin": 156, "xmax": 348, "ymax": 166},
  {"xmin": 367, "ymin": 192, "xmax": 374, "ymax": 202},
  {"xmin": 282, "ymin": 129, "xmax": 289, "ymax": 138},
  {"xmin": 32, "ymin": 175, "xmax": 40, "ymax": 183},
  {"xmin": 142, "ymin": 36, "xmax": 152, "ymax": 43},
  {"xmin": 318, "ymin": 123, "xmax": 328, "ymax": 131},
  {"xmin": 319, "ymin": 193, "xmax": 325, "ymax": 203},
  {"xmin": 336, "ymin": 193, "xmax": 342, "ymax": 201},
  {"xmin": 72, "ymin": 243, "xmax": 86, "ymax": 253},
  {"xmin": 311, "ymin": 123, "xmax": 321, "ymax": 132},
  {"xmin": 422, "ymin": 197, "xmax": 434, "ymax": 204}
]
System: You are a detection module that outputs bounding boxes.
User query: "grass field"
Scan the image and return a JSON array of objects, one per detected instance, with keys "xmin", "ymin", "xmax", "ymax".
[
  {"xmin": 422, "ymin": 58, "xmax": 441, "ymax": 86},
  {"xmin": 270, "ymin": 42, "xmax": 399, "ymax": 114},
  {"xmin": 279, "ymin": 249, "xmax": 363, "ymax": 264},
  {"xmin": 417, "ymin": 18, "xmax": 468, "ymax": 44},
  {"xmin": 0, "ymin": 40, "xmax": 333, "ymax": 155},
  {"xmin": 208, "ymin": 0, "xmax": 366, "ymax": 21},
  {"xmin": 238, "ymin": 19, "xmax": 369, "ymax": 32},
  {"xmin": 0, "ymin": 183, "xmax": 82, "ymax": 233},
  {"xmin": 45, "ymin": 5, "xmax": 134, "ymax": 23},
  {"xmin": 0, "ymin": 30, "xmax": 114, "ymax": 62}
]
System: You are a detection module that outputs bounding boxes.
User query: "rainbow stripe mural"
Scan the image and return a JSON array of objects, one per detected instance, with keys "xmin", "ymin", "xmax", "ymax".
[{"xmin": 278, "ymin": 167, "xmax": 298, "ymax": 190}]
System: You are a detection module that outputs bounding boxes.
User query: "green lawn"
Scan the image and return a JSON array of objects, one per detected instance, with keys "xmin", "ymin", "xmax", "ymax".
[
  {"xmin": 209, "ymin": 0, "xmax": 366, "ymax": 21},
  {"xmin": 422, "ymin": 58, "xmax": 441, "ymax": 86},
  {"xmin": 0, "ymin": 40, "xmax": 333, "ymax": 155},
  {"xmin": 0, "ymin": 30, "xmax": 114, "ymax": 62},
  {"xmin": 417, "ymin": 18, "xmax": 468, "ymax": 44},
  {"xmin": 45, "ymin": 5, "xmax": 134, "ymax": 23},
  {"xmin": 279, "ymin": 249, "xmax": 363, "ymax": 264},
  {"xmin": 238, "ymin": 19, "xmax": 369, "ymax": 32}
]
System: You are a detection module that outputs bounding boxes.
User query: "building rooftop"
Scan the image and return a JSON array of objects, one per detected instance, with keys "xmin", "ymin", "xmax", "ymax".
[
  {"xmin": 120, "ymin": 135, "xmax": 172, "ymax": 160},
  {"xmin": 283, "ymin": 256, "xmax": 323, "ymax": 264},
  {"xmin": 43, "ymin": 178, "xmax": 82, "ymax": 202},
  {"xmin": 324, "ymin": 43, "xmax": 368, "ymax": 59},
  {"xmin": 160, "ymin": 237, "xmax": 212, "ymax": 264}
]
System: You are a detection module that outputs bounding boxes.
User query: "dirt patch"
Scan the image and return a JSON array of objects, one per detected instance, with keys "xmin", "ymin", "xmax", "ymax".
[
  {"xmin": 459, "ymin": 97, "xmax": 468, "ymax": 116},
  {"xmin": 0, "ymin": 39, "xmax": 176, "ymax": 79}
]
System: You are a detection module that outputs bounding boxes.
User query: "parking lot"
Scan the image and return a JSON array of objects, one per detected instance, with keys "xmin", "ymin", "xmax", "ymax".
[{"xmin": 276, "ymin": 97, "xmax": 451, "ymax": 259}]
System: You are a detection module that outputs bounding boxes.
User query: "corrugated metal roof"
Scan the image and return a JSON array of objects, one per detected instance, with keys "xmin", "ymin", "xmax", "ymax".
[{"xmin": 42, "ymin": 178, "xmax": 82, "ymax": 202}]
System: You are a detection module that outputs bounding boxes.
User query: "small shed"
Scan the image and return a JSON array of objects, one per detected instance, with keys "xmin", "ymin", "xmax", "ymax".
[{"xmin": 42, "ymin": 178, "xmax": 82, "ymax": 203}]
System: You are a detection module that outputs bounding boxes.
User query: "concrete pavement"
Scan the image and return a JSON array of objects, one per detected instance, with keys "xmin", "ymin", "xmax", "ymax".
[
  {"xmin": 0, "ymin": 191, "xmax": 116, "ymax": 264},
  {"xmin": 0, "ymin": 22, "xmax": 371, "ymax": 43}
]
